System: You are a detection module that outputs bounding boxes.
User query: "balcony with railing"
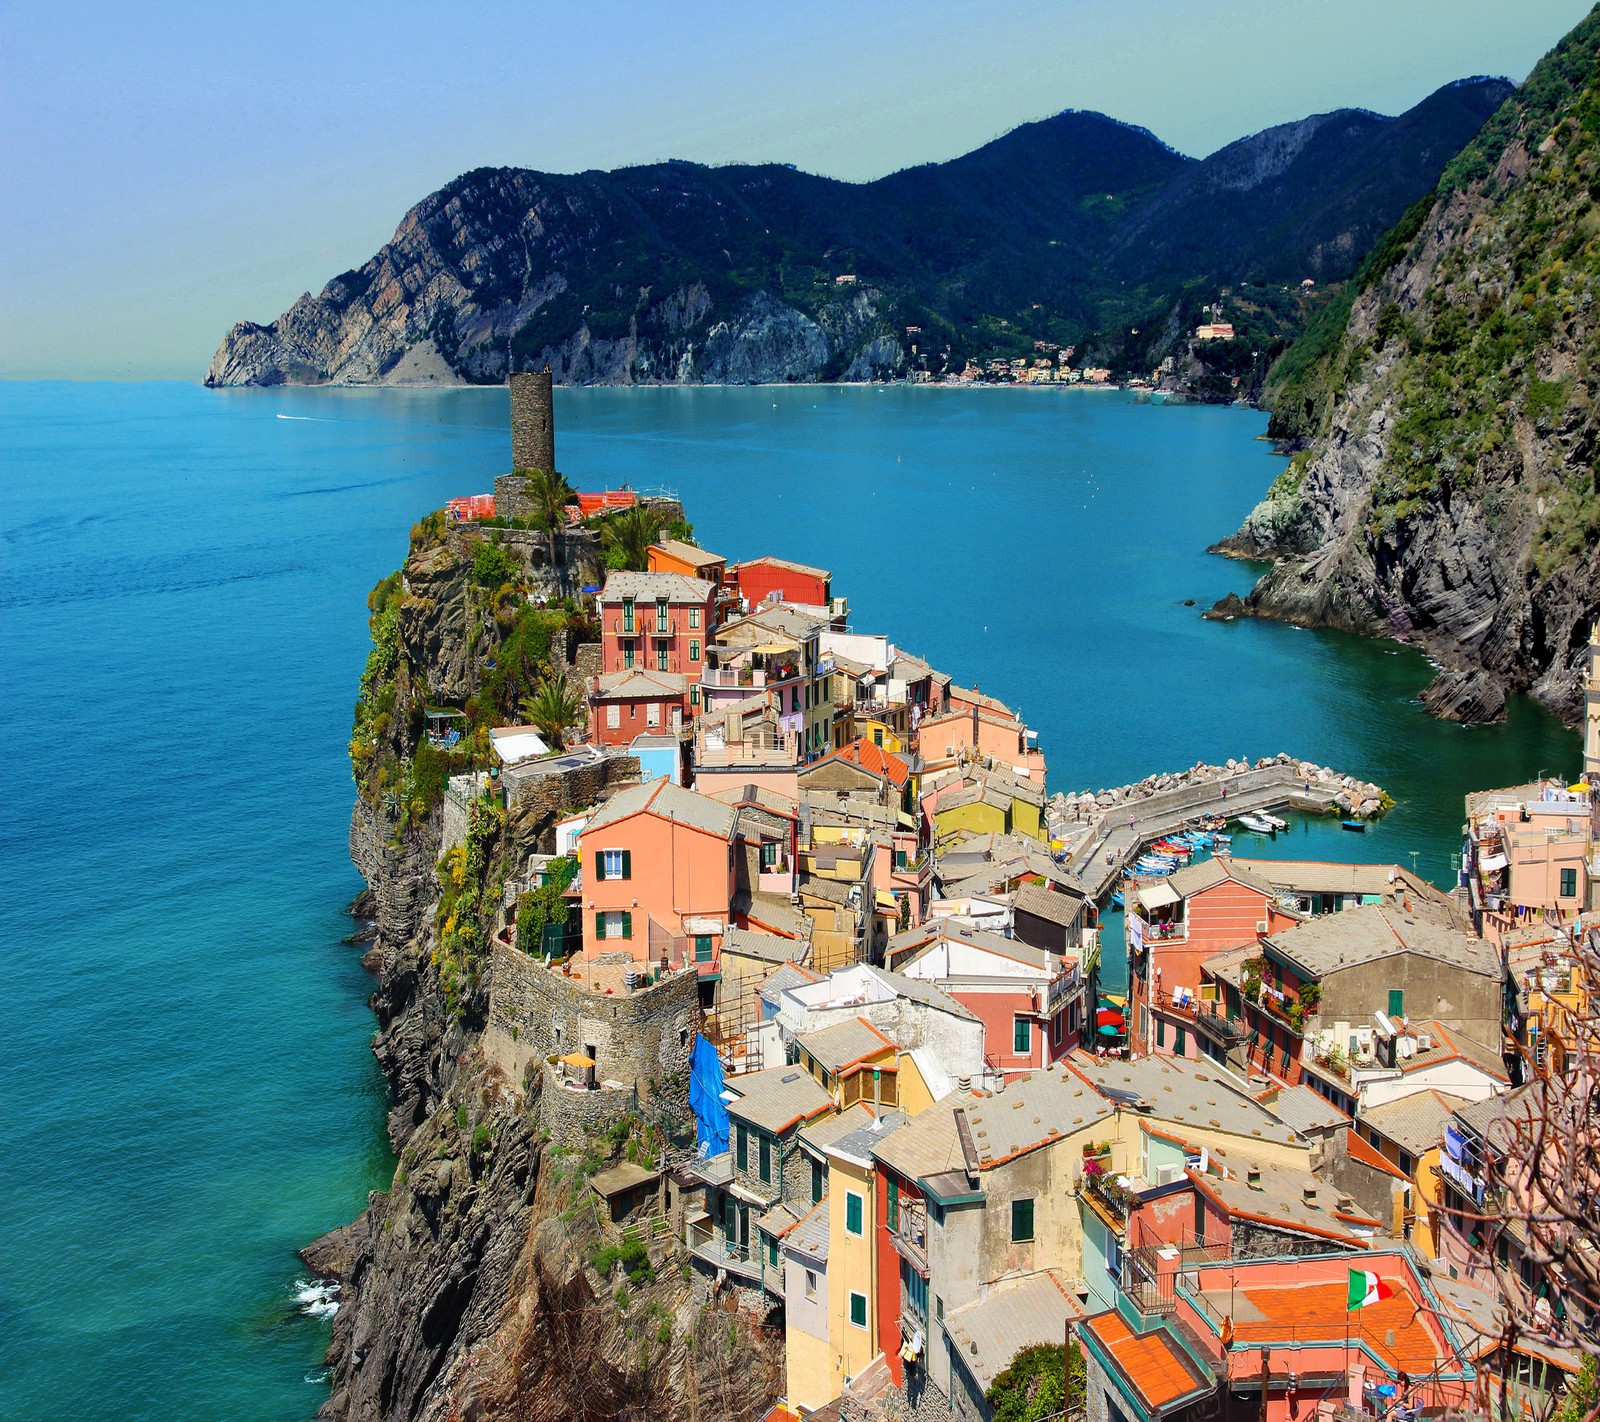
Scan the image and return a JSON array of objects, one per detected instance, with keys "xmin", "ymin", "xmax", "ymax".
[
  {"xmin": 1081, "ymin": 1162, "xmax": 1140, "ymax": 1229},
  {"xmin": 686, "ymin": 1216, "xmax": 763, "ymax": 1283},
  {"xmin": 1131, "ymin": 912, "xmax": 1188, "ymax": 945},
  {"xmin": 1151, "ymin": 987, "xmax": 1250, "ymax": 1046},
  {"xmin": 890, "ymin": 1199, "xmax": 930, "ymax": 1274},
  {"xmin": 610, "ymin": 615, "xmax": 682, "ymax": 638}
]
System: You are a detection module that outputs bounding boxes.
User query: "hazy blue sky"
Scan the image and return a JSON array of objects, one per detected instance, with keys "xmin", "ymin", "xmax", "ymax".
[{"xmin": 1, "ymin": 0, "xmax": 1590, "ymax": 380}]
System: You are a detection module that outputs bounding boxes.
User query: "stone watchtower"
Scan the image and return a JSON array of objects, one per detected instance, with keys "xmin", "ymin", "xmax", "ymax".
[
  {"xmin": 510, "ymin": 368, "xmax": 555, "ymax": 475},
  {"xmin": 495, "ymin": 366, "xmax": 556, "ymax": 520}
]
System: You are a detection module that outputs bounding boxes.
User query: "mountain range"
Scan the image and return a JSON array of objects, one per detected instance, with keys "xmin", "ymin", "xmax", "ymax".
[{"xmin": 206, "ymin": 78, "xmax": 1510, "ymax": 388}]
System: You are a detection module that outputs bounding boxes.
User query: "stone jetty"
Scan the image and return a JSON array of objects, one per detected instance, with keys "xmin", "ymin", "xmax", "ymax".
[{"xmin": 1048, "ymin": 753, "xmax": 1391, "ymax": 902}]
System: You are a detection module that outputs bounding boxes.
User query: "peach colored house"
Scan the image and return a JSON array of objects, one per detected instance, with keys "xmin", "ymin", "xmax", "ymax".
[
  {"xmin": 1465, "ymin": 780, "xmax": 1593, "ymax": 942},
  {"xmin": 578, "ymin": 779, "xmax": 797, "ymax": 980},
  {"xmin": 916, "ymin": 687, "xmax": 1046, "ymax": 782}
]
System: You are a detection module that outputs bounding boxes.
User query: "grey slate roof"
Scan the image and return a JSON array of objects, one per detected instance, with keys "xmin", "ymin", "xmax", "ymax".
[
  {"xmin": 781, "ymin": 1198, "xmax": 831, "ymax": 1262},
  {"xmin": 1195, "ymin": 1163, "xmax": 1380, "ymax": 1241},
  {"xmin": 1167, "ymin": 856, "xmax": 1278, "ymax": 901},
  {"xmin": 594, "ymin": 668, "xmax": 689, "ymax": 697},
  {"xmin": 584, "ymin": 778, "xmax": 736, "ymax": 838},
  {"xmin": 944, "ymin": 1273, "xmax": 1083, "ymax": 1392},
  {"xmin": 797, "ymin": 1016, "xmax": 894, "ymax": 1073},
  {"xmin": 798, "ymin": 1103, "xmax": 879, "ymax": 1157},
  {"xmin": 1264, "ymin": 904, "xmax": 1498, "ymax": 980},
  {"xmin": 761, "ymin": 962, "xmax": 822, "ymax": 1003},
  {"xmin": 724, "ymin": 1066, "xmax": 834, "ymax": 1135},
  {"xmin": 1360, "ymin": 1090, "xmax": 1470, "ymax": 1155},
  {"xmin": 1068, "ymin": 1054, "xmax": 1305, "ymax": 1149},
  {"xmin": 722, "ymin": 928, "xmax": 809, "ymax": 965},
  {"xmin": 862, "ymin": 964, "xmax": 980, "ymax": 1022},
  {"xmin": 1261, "ymin": 1084, "xmax": 1350, "ymax": 1135},
  {"xmin": 600, "ymin": 570, "xmax": 715, "ymax": 603},
  {"xmin": 1012, "ymin": 882, "xmax": 1087, "ymax": 929}
]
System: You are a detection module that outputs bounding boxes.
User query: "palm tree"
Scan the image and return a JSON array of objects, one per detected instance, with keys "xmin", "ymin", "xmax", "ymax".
[
  {"xmin": 519, "ymin": 671, "xmax": 585, "ymax": 750},
  {"xmin": 601, "ymin": 505, "xmax": 663, "ymax": 572},
  {"xmin": 523, "ymin": 466, "xmax": 576, "ymax": 584}
]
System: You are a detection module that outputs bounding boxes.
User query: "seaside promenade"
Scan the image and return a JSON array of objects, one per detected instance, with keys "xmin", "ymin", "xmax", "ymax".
[{"xmin": 1063, "ymin": 763, "xmax": 1351, "ymax": 902}]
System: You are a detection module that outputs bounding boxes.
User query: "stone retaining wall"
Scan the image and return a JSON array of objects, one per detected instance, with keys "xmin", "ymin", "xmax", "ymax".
[{"xmin": 483, "ymin": 942, "xmax": 697, "ymax": 1119}]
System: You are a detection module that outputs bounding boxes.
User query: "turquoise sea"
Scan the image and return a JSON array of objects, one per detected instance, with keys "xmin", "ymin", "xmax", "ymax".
[{"xmin": 0, "ymin": 381, "xmax": 1579, "ymax": 1419}]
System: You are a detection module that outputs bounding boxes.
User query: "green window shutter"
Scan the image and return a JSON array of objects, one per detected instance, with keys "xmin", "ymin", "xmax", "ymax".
[
  {"xmin": 620, "ymin": 910, "xmax": 633, "ymax": 940},
  {"xmin": 850, "ymin": 1292, "xmax": 867, "ymax": 1328},
  {"xmin": 595, "ymin": 912, "xmax": 606, "ymax": 940},
  {"xmin": 812, "ymin": 1159, "xmax": 824, "ymax": 1203},
  {"xmin": 1011, "ymin": 1198, "xmax": 1034, "ymax": 1242},
  {"xmin": 1014, "ymin": 1017, "xmax": 1031, "ymax": 1054},
  {"xmin": 1175, "ymin": 1027, "xmax": 1187, "ymax": 1057},
  {"xmin": 758, "ymin": 1135, "xmax": 771, "ymax": 1182},
  {"xmin": 887, "ymin": 1178, "xmax": 899, "ymax": 1231},
  {"xmin": 846, "ymin": 1192, "xmax": 863, "ymax": 1235},
  {"xmin": 736, "ymin": 1125, "xmax": 748, "ymax": 1171},
  {"xmin": 694, "ymin": 935, "xmax": 713, "ymax": 963},
  {"xmin": 1156, "ymin": 1017, "xmax": 1167, "ymax": 1048},
  {"xmin": 690, "ymin": 686, "xmax": 700, "ymax": 707},
  {"xmin": 594, "ymin": 851, "xmax": 606, "ymax": 882},
  {"xmin": 1388, "ymin": 989, "xmax": 1404, "ymax": 1019},
  {"xmin": 620, "ymin": 849, "xmax": 631, "ymax": 880}
]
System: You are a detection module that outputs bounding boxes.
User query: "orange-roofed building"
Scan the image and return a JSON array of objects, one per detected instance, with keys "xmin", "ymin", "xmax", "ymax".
[
  {"xmin": 647, "ymin": 537, "xmax": 727, "ymax": 586},
  {"xmin": 1080, "ymin": 1249, "xmax": 1476, "ymax": 1422}
]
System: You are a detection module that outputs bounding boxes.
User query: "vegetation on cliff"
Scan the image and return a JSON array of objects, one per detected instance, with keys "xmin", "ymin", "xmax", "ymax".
[
  {"xmin": 208, "ymin": 82, "xmax": 1509, "ymax": 390},
  {"xmin": 1230, "ymin": 6, "xmax": 1600, "ymax": 722}
]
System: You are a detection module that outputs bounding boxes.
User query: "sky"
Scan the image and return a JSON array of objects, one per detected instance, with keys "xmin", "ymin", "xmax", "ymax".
[{"xmin": 0, "ymin": 0, "xmax": 1591, "ymax": 381}]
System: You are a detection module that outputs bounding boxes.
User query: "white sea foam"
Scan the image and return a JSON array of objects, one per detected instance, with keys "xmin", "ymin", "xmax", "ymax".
[{"xmin": 294, "ymin": 1278, "xmax": 341, "ymax": 1320}]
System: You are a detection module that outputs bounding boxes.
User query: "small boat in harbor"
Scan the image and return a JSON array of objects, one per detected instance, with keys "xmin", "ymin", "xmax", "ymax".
[
  {"xmin": 1236, "ymin": 813, "xmax": 1276, "ymax": 835},
  {"xmin": 1260, "ymin": 812, "xmax": 1288, "ymax": 831},
  {"xmin": 1341, "ymin": 819, "xmax": 1367, "ymax": 832}
]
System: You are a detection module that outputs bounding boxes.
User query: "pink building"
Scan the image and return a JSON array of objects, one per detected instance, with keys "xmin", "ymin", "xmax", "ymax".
[
  {"xmin": 597, "ymin": 570, "xmax": 717, "ymax": 682},
  {"xmin": 588, "ymin": 669, "xmax": 689, "ymax": 745}
]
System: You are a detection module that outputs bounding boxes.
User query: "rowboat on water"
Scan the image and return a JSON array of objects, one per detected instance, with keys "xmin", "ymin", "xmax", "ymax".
[{"xmin": 1341, "ymin": 819, "xmax": 1367, "ymax": 832}]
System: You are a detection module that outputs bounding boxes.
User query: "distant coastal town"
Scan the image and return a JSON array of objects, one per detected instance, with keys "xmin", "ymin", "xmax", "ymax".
[{"xmin": 321, "ymin": 373, "xmax": 1600, "ymax": 1422}]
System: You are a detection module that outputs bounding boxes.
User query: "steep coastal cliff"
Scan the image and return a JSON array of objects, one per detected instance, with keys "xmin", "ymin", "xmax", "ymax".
[
  {"xmin": 206, "ymin": 85, "xmax": 1508, "ymax": 389},
  {"xmin": 1217, "ymin": 10, "xmax": 1600, "ymax": 725},
  {"xmin": 312, "ymin": 514, "xmax": 782, "ymax": 1422}
]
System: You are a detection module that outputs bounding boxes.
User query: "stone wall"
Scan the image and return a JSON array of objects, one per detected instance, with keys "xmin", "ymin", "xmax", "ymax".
[
  {"xmin": 484, "ymin": 942, "xmax": 698, "ymax": 1115},
  {"xmin": 503, "ymin": 752, "xmax": 641, "ymax": 858},
  {"xmin": 540, "ymin": 1071, "xmax": 643, "ymax": 1153}
]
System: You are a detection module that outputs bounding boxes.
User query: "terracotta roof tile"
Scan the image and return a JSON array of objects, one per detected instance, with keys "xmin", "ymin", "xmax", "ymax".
[{"xmin": 1082, "ymin": 1311, "xmax": 1210, "ymax": 1411}]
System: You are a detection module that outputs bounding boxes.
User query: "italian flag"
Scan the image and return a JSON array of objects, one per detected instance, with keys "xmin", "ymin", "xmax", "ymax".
[{"xmin": 1347, "ymin": 1269, "xmax": 1397, "ymax": 1309}]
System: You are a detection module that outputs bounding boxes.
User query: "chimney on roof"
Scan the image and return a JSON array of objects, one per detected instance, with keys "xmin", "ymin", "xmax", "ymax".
[
  {"xmin": 1246, "ymin": 1167, "xmax": 1263, "ymax": 1190},
  {"xmin": 1302, "ymin": 1184, "xmax": 1318, "ymax": 1207},
  {"xmin": 509, "ymin": 367, "xmax": 555, "ymax": 476}
]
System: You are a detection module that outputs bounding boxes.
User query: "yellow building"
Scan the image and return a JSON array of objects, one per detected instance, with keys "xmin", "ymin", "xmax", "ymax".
[{"xmin": 824, "ymin": 1118, "xmax": 887, "ymax": 1394}]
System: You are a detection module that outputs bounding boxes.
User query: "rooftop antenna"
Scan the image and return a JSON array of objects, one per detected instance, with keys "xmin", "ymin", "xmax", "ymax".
[{"xmin": 1408, "ymin": 851, "xmax": 1420, "ymax": 875}]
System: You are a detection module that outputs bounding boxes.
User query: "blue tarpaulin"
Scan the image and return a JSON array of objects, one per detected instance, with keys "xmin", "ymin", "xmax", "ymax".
[{"xmin": 688, "ymin": 1035, "xmax": 729, "ymax": 1156}]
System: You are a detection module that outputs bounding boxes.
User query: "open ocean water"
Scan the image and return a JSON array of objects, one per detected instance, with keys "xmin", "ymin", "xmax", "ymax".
[{"xmin": 0, "ymin": 380, "xmax": 1580, "ymax": 1419}]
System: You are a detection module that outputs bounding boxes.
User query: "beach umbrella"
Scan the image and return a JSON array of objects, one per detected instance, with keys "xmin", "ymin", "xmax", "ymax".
[
  {"xmin": 1097, "ymin": 1024, "xmax": 1122, "ymax": 1037},
  {"xmin": 1097, "ymin": 1008, "xmax": 1124, "ymax": 1027}
]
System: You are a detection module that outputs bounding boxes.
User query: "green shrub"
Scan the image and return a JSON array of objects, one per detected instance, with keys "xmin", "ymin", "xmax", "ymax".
[{"xmin": 471, "ymin": 541, "xmax": 520, "ymax": 587}]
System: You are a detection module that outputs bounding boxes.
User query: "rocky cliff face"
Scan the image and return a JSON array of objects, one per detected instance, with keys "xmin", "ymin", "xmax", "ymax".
[
  {"xmin": 1216, "ymin": 13, "xmax": 1600, "ymax": 726},
  {"xmin": 312, "ymin": 516, "xmax": 784, "ymax": 1422}
]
